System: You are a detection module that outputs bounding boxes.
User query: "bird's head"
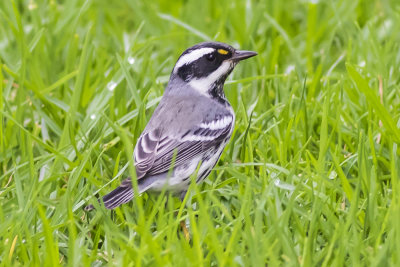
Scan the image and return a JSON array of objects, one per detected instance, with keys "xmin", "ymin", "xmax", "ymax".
[{"xmin": 169, "ymin": 42, "xmax": 257, "ymax": 98}]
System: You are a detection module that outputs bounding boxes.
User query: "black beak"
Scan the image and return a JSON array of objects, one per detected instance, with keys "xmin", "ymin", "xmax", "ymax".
[{"xmin": 232, "ymin": 50, "xmax": 258, "ymax": 61}]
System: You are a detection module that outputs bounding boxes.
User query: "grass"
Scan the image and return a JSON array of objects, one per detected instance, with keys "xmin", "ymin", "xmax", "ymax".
[{"xmin": 1, "ymin": 0, "xmax": 400, "ymax": 265}]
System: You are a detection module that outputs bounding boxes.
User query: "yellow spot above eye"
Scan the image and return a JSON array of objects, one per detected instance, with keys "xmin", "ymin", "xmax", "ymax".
[{"xmin": 217, "ymin": 49, "xmax": 229, "ymax": 55}]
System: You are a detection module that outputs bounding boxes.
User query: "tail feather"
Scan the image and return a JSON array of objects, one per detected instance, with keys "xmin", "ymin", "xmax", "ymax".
[
  {"xmin": 85, "ymin": 178, "xmax": 134, "ymax": 211},
  {"xmin": 102, "ymin": 184, "xmax": 134, "ymax": 209},
  {"xmin": 84, "ymin": 173, "xmax": 166, "ymax": 211}
]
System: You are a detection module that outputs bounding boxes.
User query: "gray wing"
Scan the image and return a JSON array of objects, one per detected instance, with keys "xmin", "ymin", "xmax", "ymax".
[{"xmin": 134, "ymin": 114, "xmax": 234, "ymax": 178}]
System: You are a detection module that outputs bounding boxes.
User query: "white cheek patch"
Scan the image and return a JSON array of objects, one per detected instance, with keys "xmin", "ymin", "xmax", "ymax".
[
  {"xmin": 174, "ymin": 48, "xmax": 215, "ymax": 72},
  {"xmin": 188, "ymin": 61, "xmax": 232, "ymax": 94},
  {"xmin": 200, "ymin": 116, "xmax": 233, "ymax": 130}
]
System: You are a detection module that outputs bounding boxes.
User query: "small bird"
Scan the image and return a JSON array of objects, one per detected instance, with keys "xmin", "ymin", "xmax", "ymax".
[{"xmin": 85, "ymin": 42, "xmax": 257, "ymax": 210}]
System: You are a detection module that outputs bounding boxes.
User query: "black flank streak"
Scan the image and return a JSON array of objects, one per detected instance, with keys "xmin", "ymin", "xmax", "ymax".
[
  {"xmin": 193, "ymin": 128, "xmax": 203, "ymax": 135},
  {"xmin": 181, "ymin": 130, "xmax": 191, "ymax": 138}
]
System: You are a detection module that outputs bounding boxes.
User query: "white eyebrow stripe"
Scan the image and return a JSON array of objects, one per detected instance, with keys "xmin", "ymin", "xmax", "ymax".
[{"xmin": 174, "ymin": 48, "xmax": 215, "ymax": 72}]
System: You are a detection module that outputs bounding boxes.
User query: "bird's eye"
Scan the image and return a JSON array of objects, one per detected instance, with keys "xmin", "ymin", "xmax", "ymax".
[{"xmin": 206, "ymin": 53, "xmax": 216, "ymax": 61}]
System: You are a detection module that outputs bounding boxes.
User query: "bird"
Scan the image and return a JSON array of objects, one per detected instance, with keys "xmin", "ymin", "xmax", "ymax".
[{"xmin": 85, "ymin": 41, "xmax": 257, "ymax": 211}]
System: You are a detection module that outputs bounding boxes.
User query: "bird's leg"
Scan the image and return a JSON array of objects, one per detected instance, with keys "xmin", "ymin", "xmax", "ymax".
[
  {"xmin": 180, "ymin": 220, "xmax": 190, "ymax": 242},
  {"xmin": 177, "ymin": 190, "xmax": 190, "ymax": 241}
]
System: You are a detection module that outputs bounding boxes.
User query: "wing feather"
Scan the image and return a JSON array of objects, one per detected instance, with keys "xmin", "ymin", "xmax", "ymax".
[{"xmin": 134, "ymin": 115, "xmax": 233, "ymax": 179}]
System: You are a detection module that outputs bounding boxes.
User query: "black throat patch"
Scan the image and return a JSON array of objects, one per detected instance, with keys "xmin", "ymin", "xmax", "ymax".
[{"xmin": 209, "ymin": 78, "xmax": 228, "ymax": 105}]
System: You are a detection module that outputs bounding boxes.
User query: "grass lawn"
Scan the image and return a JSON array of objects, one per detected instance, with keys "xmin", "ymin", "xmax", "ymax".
[{"xmin": 1, "ymin": 0, "xmax": 400, "ymax": 265}]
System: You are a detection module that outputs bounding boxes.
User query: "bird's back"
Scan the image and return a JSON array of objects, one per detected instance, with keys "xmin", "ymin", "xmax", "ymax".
[{"xmin": 143, "ymin": 88, "xmax": 234, "ymax": 138}]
